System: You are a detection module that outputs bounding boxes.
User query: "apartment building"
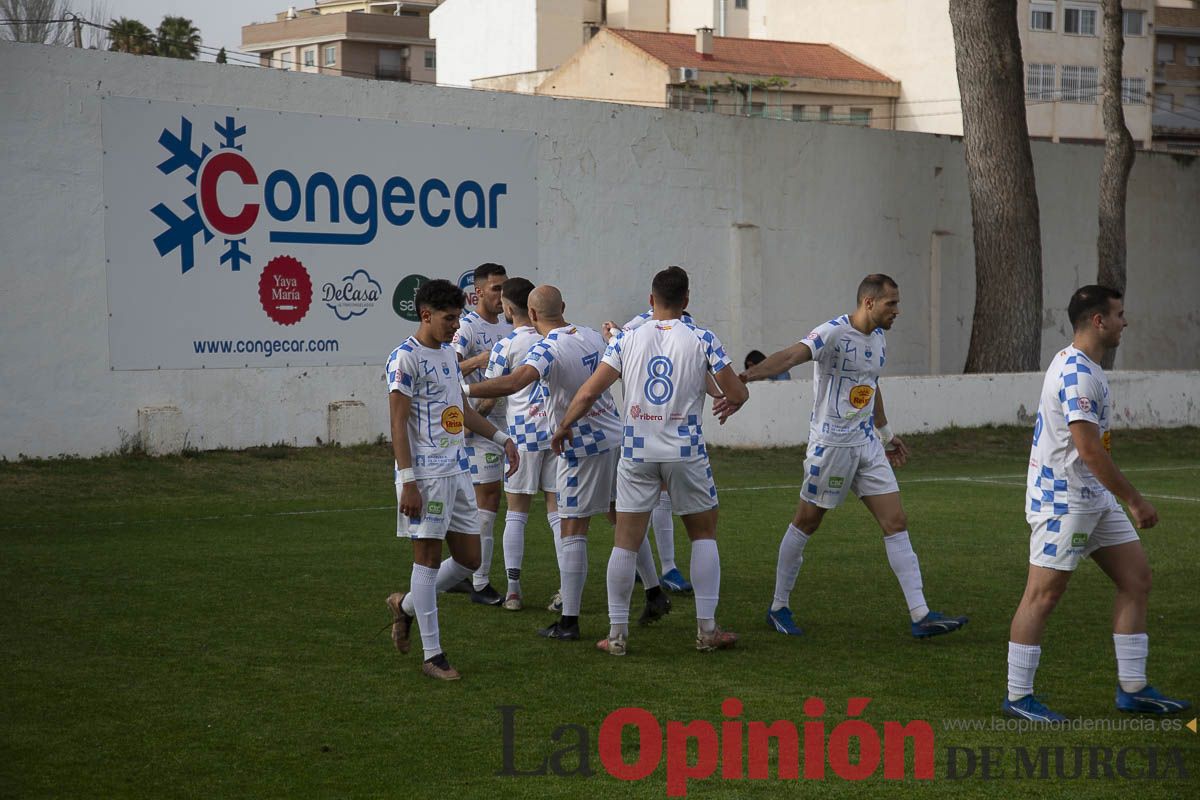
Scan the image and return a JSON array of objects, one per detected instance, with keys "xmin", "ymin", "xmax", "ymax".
[
  {"xmin": 536, "ymin": 27, "xmax": 899, "ymax": 127},
  {"xmin": 241, "ymin": 1, "xmax": 445, "ymax": 83},
  {"xmin": 1153, "ymin": 1, "xmax": 1200, "ymax": 150}
]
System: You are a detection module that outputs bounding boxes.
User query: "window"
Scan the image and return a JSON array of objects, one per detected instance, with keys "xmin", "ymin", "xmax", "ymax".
[
  {"xmin": 791, "ymin": 104, "xmax": 806, "ymax": 121},
  {"xmin": 1185, "ymin": 94, "xmax": 1200, "ymax": 111},
  {"xmin": 302, "ymin": 48, "xmax": 315, "ymax": 67},
  {"xmin": 1030, "ymin": 2, "xmax": 1055, "ymax": 32},
  {"xmin": 1064, "ymin": 4, "xmax": 1097, "ymax": 36},
  {"xmin": 819, "ymin": 106, "xmax": 832, "ymax": 121},
  {"xmin": 424, "ymin": 48, "xmax": 436, "ymax": 69},
  {"xmin": 1061, "ymin": 65, "xmax": 1098, "ymax": 102},
  {"xmin": 1157, "ymin": 42, "xmax": 1175, "ymax": 65},
  {"xmin": 849, "ymin": 108, "xmax": 871, "ymax": 126},
  {"xmin": 735, "ymin": 0, "xmax": 748, "ymax": 8},
  {"xmin": 1154, "ymin": 93, "xmax": 1173, "ymax": 112},
  {"xmin": 1187, "ymin": 45, "xmax": 1200, "ymax": 67},
  {"xmin": 1121, "ymin": 77, "xmax": 1145, "ymax": 105},
  {"xmin": 324, "ymin": 45, "xmax": 336, "ymax": 66},
  {"xmin": 1122, "ymin": 10, "xmax": 1144, "ymax": 37},
  {"xmin": 748, "ymin": 101, "xmax": 765, "ymax": 117},
  {"xmin": 277, "ymin": 49, "xmax": 294, "ymax": 70},
  {"xmin": 1026, "ymin": 63, "xmax": 1056, "ymax": 101}
]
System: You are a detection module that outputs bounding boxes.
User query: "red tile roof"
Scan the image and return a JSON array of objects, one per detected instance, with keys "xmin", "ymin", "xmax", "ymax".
[{"xmin": 609, "ymin": 29, "xmax": 894, "ymax": 83}]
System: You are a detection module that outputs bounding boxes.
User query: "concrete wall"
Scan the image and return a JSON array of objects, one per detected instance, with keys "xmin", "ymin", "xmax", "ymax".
[
  {"xmin": 1, "ymin": 42, "xmax": 1198, "ymax": 458},
  {"xmin": 431, "ymin": 0, "xmax": 540, "ymax": 87},
  {"xmin": 704, "ymin": 370, "xmax": 1200, "ymax": 448}
]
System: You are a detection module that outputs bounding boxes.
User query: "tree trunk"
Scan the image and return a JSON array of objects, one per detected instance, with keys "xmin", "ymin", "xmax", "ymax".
[
  {"xmin": 1097, "ymin": 0, "xmax": 1136, "ymax": 368},
  {"xmin": 949, "ymin": 0, "xmax": 1044, "ymax": 372}
]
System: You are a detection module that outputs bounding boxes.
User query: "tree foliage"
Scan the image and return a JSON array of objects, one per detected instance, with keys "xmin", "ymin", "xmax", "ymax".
[
  {"xmin": 107, "ymin": 16, "xmax": 154, "ymax": 55},
  {"xmin": 155, "ymin": 15, "xmax": 200, "ymax": 60},
  {"xmin": 0, "ymin": 0, "xmax": 72, "ymax": 44}
]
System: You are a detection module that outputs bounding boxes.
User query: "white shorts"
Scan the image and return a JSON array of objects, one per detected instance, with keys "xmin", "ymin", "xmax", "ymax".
[
  {"xmin": 557, "ymin": 448, "xmax": 618, "ymax": 519},
  {"xmin": 465, "ymin": 436, "xmax": 504, "ymax": 485},
  {"xmin": 1028, "ymin": 503, "xmax": 1140, "ymax": 571},
  {"xmin": 396, "ymin": 471, "xmax": 479, "ymax": 540},
  {"xmin": 505, "ymin": 448, "xmax": 557, "ymax": 496},
  {"xmin": 799, "ymin": 440, "xmax": 898, "ymax": 509},
  {"xmin": 616, "ymin": 456, "xmax": 717, "ymax": 515}
]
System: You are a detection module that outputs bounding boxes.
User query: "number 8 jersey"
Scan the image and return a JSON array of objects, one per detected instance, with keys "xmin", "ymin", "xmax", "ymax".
[{"xmin": 603, "ymin": 319, "xmax": 732, "ymax": 462}]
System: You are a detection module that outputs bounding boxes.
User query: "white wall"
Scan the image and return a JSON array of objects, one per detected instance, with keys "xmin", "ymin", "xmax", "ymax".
[
  {"xmin": 705, "ymin": 371, "xmax": 1200, "ymax": 448},
  {"xmin": 430, "ymin": 0, "xmax": 540, "ymax": 87},
  {"xmin": 1, "ymin": 42, "xmax": 1198, "ymax": 458}
]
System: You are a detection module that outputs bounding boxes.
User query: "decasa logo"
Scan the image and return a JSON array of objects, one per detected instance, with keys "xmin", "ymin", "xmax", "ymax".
[
  {"xmin": 323, "ymin": 268, "xmax": 381, "ymax": 321},
  {"xmin": 151, "ymin": 114, "xmax": 511, "ymax": 275}
]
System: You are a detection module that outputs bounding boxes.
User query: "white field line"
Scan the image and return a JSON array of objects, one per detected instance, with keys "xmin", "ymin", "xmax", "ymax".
[{"xmin": 4, "ymin": 466, "xmax": 1199, "ymax": 532}]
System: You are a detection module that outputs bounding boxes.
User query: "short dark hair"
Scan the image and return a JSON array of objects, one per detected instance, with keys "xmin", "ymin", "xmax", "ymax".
[
  {"xmin": 415, "ymin": 279, "xmax": 465, "ymax": 314},
  {"xmin": 744, "ymin": 350, "xmax": 766, "ymax": 368},
  {"xmin": 474, "ymin": 262, "xmax": 507, "ymax": 284},
  {"xmin": 857, "ymin": 273, "xmax": 899, "ymax": 304},
  {"xmin": 652, "ymin": 266, "xmax": 689, "ymax": 308},
  {"xmin": 501, "ymin": 277, "xmax": 535, "ymax": 314},
  {"xmin": 1068, "ymin": 285, "xmax": 1123, "ymax": 330}
]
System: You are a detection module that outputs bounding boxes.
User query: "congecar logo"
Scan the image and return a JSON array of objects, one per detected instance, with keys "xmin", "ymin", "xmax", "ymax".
[{"xmin": 150, "ymin": 114, "xmax": 511, "ymax": 275}]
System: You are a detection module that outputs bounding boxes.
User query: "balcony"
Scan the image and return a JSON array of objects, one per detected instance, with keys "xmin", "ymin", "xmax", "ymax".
[{"xmin": 242, "ymin": 11, "xmax": 429, "ymax": 51}]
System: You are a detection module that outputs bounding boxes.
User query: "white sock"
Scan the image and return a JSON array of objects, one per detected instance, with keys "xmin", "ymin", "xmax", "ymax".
[
  {"xmin": 884, "ymin": 531, "xmax": 930, "ymax": 622},
  {"xmin": 636, "ymin": 535, "xmax": 660, "ymax": 589},
  {"xmin": 547, "ymin": 511, "xmax": 563, "ymax": 583},
  {"xmin": 503, "ymin": 511, "xmax": 528, "ymax": 596},
  {"xmin": 606, "ymin": 546, "xmax": 638, "ymax": 635},
  {"xmin": 560, "ymin": 535, "xmax": 588, "ymax": 617},
  {"xmin": 435, "ymin": 558, "xmax": 473, "ymax": 593},
  {"xmin": 473, "ymin": 508, "xmax": 498, "ymax": 589},
  {"xmin": 691, "ymin": 538, "xmax": 721, "ymax": 623},
  {"xmin": 651, "ymin": 491, "xmax": 676, "ymax": 573},
  {"xmin": 1007, "ymin": 642, "xmax": 1042, "ymax": 701},
  {"xmin": 408, "ymin": 563, "xmax": 441, "ymax": 659},
  {"xmin": 771, "ymin": 524, "xmax": 810, "ymax": 611},
  {"xmin": 1113, "ymin": 633, "xmax": 1149, "ymax": 693}
]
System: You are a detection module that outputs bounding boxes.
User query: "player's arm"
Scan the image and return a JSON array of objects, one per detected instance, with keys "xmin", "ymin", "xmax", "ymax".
[
  {"xmin": 873, "ymin": 385, "xmax": 909, "ymax": 467},
  {"xmin": 601, "ymin": 321, "xmax": 621, "ymax": 342},
  {"xmin": 742, "ymin": 342, "xmax": 814, "ymax": 383},
  {"xmin": 458, "ymin": 350, "xmax": 491, "ymax": 375},
  {"xmin": 551, "ymin": 364, "xmax": 621, "ymax": 454},
  {"xmin": 463, "ymin": 402, "xmax": 520, "ymax": 479},
  {"xmin": 1069, "ymin": 422, "xmax": 1157, "ymax": 529},
  {"xmin": 711, "ymin": 365, "xmax": 750, "ymax": 424},
  {"xmin": 389, "ymin": 390, "xmax": 422, "ymax": 518},
  {"xmin": 464, "ymin": 364, "xmax": 539, "ymax": 399}
]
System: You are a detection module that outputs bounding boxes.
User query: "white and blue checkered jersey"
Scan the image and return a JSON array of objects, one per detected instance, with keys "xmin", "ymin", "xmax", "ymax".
[
  {"xmin": 801, "ymin": 315, "xmax": 887, "ymax": 447},
  {"xmin": 602, "ymin": 318, "xmax": 731, "ymax": 462},
  {"xmin": 622, "ymin": 309, "xmax": 695, "ymax": 332},
  {"xmin": 522, "ymin": 325, "xmax": 622, "ymax": 461},
  {"xmin": 386, "ymin": 337, "xmax": 469, "ymax": 479},
  {"xmin": 485, "ymin": 325, "xmax": 552, "ymax": 452},
  {"xmin": 453, "ymin": 310, "xmax": 513, "ymax": 433},
  {"xmin": 1026, "ymin": 346, "xmax": 1113, "ymax": 515}
]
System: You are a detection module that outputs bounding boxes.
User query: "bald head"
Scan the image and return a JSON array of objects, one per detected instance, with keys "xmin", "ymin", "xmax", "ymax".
[{"xmin": 528, "ymin": 285, "xmax": 565, "ymax": 321}]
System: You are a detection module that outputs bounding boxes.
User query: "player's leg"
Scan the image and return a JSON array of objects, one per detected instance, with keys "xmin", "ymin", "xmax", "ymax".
[
  {"xmin": 652, "ymin": 485, "xmax": 692, "ymax": 593},
  {"xmin": 856, "ymin": 441, "xmax": 966, "ymax": 638},
  {"xmin": 671, "ymin": 456, "xmax": 736, "ymax": 651},
  {"xmin": 469, "ymin": 467, "xmax": 504, "ymax": 604},
  {"xmin": 767, "ymin": 444, "xmax": 840, "ymax": 635},
  {"xmin": 1089, "ymin": 514, "xmax": 1190, "ymax": 714},
  {"xmin": 544, "ymin": 457, "xmax": 564, "ymax": 612},
  {"xmin": 599, "ymin": 456, "xmax": 657, "ymax": 654},
  {"xmin": 540, "ymin": 451, "xmax": 609, "ymax": 640},
  {"xmin": 502, "ymin": 489, "xmax": 531, "ymax": 610}
]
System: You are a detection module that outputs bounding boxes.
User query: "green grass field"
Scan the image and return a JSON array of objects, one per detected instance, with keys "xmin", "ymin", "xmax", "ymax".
[{"xmin": 2, "ymin": 427, "xmax": 1197, "ymax": 798}]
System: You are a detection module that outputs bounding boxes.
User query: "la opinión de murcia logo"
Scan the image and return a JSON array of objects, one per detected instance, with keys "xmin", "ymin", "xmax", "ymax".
[{"xmin": 151, "ymin": 113, "xmax": 513, "ymax": 276}]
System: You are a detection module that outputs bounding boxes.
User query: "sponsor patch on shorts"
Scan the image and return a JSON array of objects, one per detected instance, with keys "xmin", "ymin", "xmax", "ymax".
[
  {"xmin": 1071, "ymin": 532, "xmax": 1088, "ymax": 548},
  {"xmin": 828, "ymin": 476, "xmax": 845, "ymax": 489}
]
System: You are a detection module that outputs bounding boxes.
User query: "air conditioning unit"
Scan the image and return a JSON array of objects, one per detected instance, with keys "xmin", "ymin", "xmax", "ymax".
[
  {"xmin": 676, "ymin": 67, "xmax": 700, "ymax": 83},
  {"xmin": 399, "ymin": 45, "xmax": 410, "ymax": 57}
]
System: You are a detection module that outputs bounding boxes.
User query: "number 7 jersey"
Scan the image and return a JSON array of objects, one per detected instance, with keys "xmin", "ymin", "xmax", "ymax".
[{"xmin": 602, "ymin": 319, "xmax": 731, "ymax": 462}]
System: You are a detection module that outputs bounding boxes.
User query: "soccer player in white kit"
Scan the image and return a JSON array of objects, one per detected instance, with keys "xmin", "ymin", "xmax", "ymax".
[
  {"xmin": 453, "ymin": 263, "xmax": 514, "ymax": 605},
  {"xmin": 601, "ymin": 309, "xmax": 698, "ymax": 594},
  {"xmin": 383, "ymin": 279, "xmax": 519, "ymax": 680},
  {"xmin": 467, "ymin": 286, "xmax": 670, "ymax": 640},
  {"xmin": 1002, "ymin": 285, "xmax": 1190, "ymax": 721},
  {"xmin": 483, "ymin": 277, "xmax": 563, "ymax": 611},
  {"xmin": 720, "ymin": 274, "xmax": 967, "ymax": 639},
  {"xmin": 560, "ymin": 267, "xmax": 749, "ymax": 655}
]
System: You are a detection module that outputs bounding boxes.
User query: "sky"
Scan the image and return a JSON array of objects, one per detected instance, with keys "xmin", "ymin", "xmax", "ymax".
[{"xmin": 82, "ymin": 1, "xmax": 290, "ymax": 62}]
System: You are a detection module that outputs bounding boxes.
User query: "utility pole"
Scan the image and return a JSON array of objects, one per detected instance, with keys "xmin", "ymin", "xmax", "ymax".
[{"xmin": 71, "ymin": 14, "xmax": 83, "ymax": 48}]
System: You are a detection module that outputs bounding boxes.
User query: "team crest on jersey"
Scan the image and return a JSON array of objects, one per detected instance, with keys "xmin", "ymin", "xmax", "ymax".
[
  {"xmin": 441, "ymin": 406, "xmax": 464, "ymax": 434},
  {"xmin": 849, "ymin": 385, "xmax": 875, "ymax": 409},
  {"xmin": 1078, "ymin": 397, "xmax": 1092, "ymax": 413}
]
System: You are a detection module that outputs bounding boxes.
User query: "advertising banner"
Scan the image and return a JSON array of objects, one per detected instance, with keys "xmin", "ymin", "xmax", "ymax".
[{"xmin": 102, "ymin": 97, "xmax": 537, "ymax": 369}]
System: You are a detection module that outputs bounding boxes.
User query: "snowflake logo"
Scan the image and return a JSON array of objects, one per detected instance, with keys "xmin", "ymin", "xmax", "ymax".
[{"xmin": 151, "ymin": 115, "xmax": 253, "ymax": 274}]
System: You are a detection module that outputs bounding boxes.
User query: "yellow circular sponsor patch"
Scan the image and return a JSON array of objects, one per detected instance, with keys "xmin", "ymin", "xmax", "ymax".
[
  {"xmin": 849, "ymin": 385, "xmax": 875, "ymax": 409},
  {"xmin": 441, "ymin": 406, "xmax": 464, "ymax": 434}
]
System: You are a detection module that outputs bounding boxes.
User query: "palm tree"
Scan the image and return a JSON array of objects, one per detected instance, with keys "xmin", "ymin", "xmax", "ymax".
[
  {"xmin": 155, "ymin": 15, "xmax": 200, "ymax": 60},
  {"xmin": 108, "ymin": 16, "xmax": 155, "ymax": 55}
]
